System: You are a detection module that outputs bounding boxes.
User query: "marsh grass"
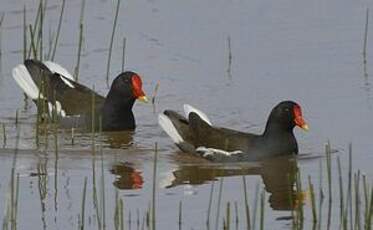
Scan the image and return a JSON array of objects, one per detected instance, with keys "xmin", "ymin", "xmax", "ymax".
[
  {"xmin": 51, "ymin": 0, "xmax": 65, "ymax": 61},
  {"xmin": 38, "ymin": 0, "xmax": 44, "ymax": 61},
  {"xmin": 2, "ymin": 123, "xmax": 6, "ymax": 148},
  {"xmin": 79, "ymin": 177, "xmax": 88, "ymax": 230},
  {"xmin": 23, "ymin": 6, "xmax": 27, "ymax": 62},
  {"xmin": 215, "ymin": 178, "xmax": 224, "ymax": 230},
  {"xmin": 242, "ymin": 176, "xmax": 251, "ymax": 230},
  {"xmin": 106, "ymin": 0, "xmax": 121, "ymax": 88},
  {"xmin": 363, "ymin": 8, "xmax": 369, "ymax": 62},
  {"xmin": 206, "ymin": 181, "xmax": 215, "ymax": 227},
  {"xmin": 0, "ymin": 12, "xmax": 5, "ymax": 70},
  {"xmin": 178, "ymin": 201, "xmax": 182, "ymax": 230},
  {"xmin": 226, "ymin": 36, "xmax": 232, "ymax": 80},
  {"xmin": 74, "ymin": 0, "xmax": 86, "ymax": 82},
  {"xmin": 121, "ymin": 37, "xmax": 126, "ymax": 72},
  {"xmin": 152, "ymin": 82, "xmax": 160, "ymax": 114},
  {"xmin": 151, "ymin": 143, "xmax": 158, "ymax": 230}
]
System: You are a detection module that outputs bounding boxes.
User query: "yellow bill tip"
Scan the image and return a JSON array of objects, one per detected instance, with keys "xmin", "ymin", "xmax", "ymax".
[
  {"xmin": 301, "ymin": 124, "xmax": 309, "ymax": 131},
  {"xmin": 138, "ymin": 96, "xmax": 149, "ymax": 103}
]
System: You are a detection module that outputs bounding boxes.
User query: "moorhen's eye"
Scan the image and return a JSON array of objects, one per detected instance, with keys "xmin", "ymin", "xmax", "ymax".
[{"xmin": 284, "ymin": 108, "xmax": 290, "ymax": 112}]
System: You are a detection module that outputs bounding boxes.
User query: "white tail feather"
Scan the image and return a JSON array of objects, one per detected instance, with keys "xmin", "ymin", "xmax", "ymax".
[
  {"xmin": 12, "ymin": 64, "xmax": 41, "ymax": 99},
  {"xmin": 43, "ymin": 61, "xmax": 75, "ymax": 88},
  {"xmin": 183, "ymin": 104, "xmax": 212, "ymax": 125},
  {"xmin": 158, "ymin": 114, "xmax": 184, "ymax": 144},
  {"xmin": 43, "ymin": 61, "xmax": 74, "ymax": 80}
]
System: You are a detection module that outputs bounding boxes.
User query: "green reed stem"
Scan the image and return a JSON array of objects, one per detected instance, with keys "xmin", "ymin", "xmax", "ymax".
[
  {"xmin": 114, "ymin": 189, "xmax": 119, "ymax": 230},
  {"xmin": 106, "ymin": 0, "xmax": 121, "ymax": 88},
  {"xmin": 362, "ymin": 175, "xmax": 370, "ymax": 229},
  {"xmin": 10, "ymin": 127, "xmax": 20, "ymax": 230},
  {"xmin": 2, "ymin": 123, "xmax": 6, "ymax": 148},
  {"xmin": 51, "ymin": 0, "xmax": 65, "ymax": 61},
  {"xmin": 79, "ymin": 177, "xmax": 87, "ymax": 230},
  {"xmin": 363, "ymin": 8, "xmax": 369, "ymax": 60},
  {"xmin": 0, "ymin": 13, "xmax": 4, "ymax": 29},
  {"xmin": 178, "ymin": 201, "xmax": 182, "ymax": 230},
  {"xmin": 234, "ymin": 201, "xmax": 239, "ymax": 230},
  {"xmin": 91, "ymin": 88, "xmax": 102, "ymax": 229},
  {"xmin": 0, "ymin": 13, "xmax": 3, "ymax": 71},
  {"xmin": 13, "ymin": 174, "xmax": 19, "ymax": 230},
  {"xmin": 337, "ymin": 156, "xmax": 345, "ymax": 226},
  {"xmin": 326, "ymin": 142, "xmax": 332, "ymax": 201},
  {"xmin": 99, "ymin": 117, "xmax": 106, "ymax": 230},
  {"xmin": 206, "ymin": 181, "xmax": 215, "ymax": 227},
  {"xmin": 151, "ymin": 143, "xmax": 158, "ymax": 230},
  {"xmin": 242, "ymin": 176, "xmax": 251, "ymax": 230},
  {"xmin": 119, "ymin": 199, "xmax": 124, "ymax": 230},
  {"xmin": 37, "ymin": 0, "xmax": 44, "ymax": 61},
  {"xmin": 137, "ymin": 208, "xmax": 140, "ymax": 229},
  {"xmin": 308, "ymin": 176, "xmax": 317, "ymax": 224},
  {"xmin": 318, "ymin": 159, "xmax": 324, "ymax": 230},
  {"xmin": 27, "ymin": 2, "xmax": 41, "ymax": 59},
  {"xmin": 325, "ymin": 142, "xmax": 332, "ymax": 230},
  {"xmin": 345, "ymin": 143, "xmax": 353, "ymax": 230},
  {"xmin": 52, "ymin": 89, "xmax": 58, "ymax": 212},
  {"xmin": 46, "ymin": 25, "xmax": 53, "ymax": 60},
  {"xmin": 215, "ymin": 178, "xmax": 224, "ymax": 230},
  {"xmin": 226, "ymin": 35, "xmax": 232, "ymax": 79},
  {"xmin": 367, "ymin": 187, "xmax": 373, "ymax": 230},
  {"xmin": 252, "ymin": 182, "xmax": 260, "ymax": 230},
  {"xmin": 29, "ymin": 25, "xmax": 38, "ymax": 59},
  {"xmin": 354, "ymin": 172, "xmax": 362, "ymax": 230},
  {"xmin": 71, "ymin": 128, "xmax": 75, "ymax": 145},
  {"xmin": 23, "ymin": 6, "xmax": 27, "ymax": 62},
  {"xmin": 121, "ymin": 37, "xmax": 126, "ymax": 72},
  {"xmin": 259, "ymin": 190, "xmax": 265, "ymax": 230},
  {"xmin": 152, "ymin": 81, "xmax": 160, "ymax": 114},
  {"xmin": 74, "ymin": 0, "xmax": 85, "ymax": 82},
  {"xmin": 226, "ymin": 202, "xmax": 230, "ymax": 230}
]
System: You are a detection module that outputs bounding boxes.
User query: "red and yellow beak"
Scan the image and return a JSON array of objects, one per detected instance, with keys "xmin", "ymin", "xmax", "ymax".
[
  {"xmin": 293, "ymin": 104, "xmax": 309, "ymax": 131},
  {"xmin": 131, "ymin": 74, "xmax": 148, "ymax": 103}
]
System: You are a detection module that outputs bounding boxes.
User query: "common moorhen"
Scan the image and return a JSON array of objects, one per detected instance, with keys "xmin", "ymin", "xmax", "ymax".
[
  {"xmin": 158, "ymin": 101, "xmax": 308, "ymax": 161},
  {"xmin": 12, "ymin": 59, "xmax": 148, "ymax": 131}
]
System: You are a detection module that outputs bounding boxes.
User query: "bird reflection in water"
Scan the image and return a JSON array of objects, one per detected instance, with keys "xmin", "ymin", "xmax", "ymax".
[
  {"xmin": 102, "ymin": 131, "xmax": 134, "ymax": 149},
  {"xmin": 110, "ymin": 162, "xmax": 143, "ymax": 189},
  {"xmin": 165, "ymin": 155, "xmax": 305, "ymax": 211}
]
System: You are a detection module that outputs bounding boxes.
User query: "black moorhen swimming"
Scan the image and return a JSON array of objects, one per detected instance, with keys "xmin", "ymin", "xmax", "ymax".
[
  {"xmin": 158, "ymin": 101, "xmax": 308, "ymax": 162},
  {"xmin": 12, "ymin": 59, "xmax": 148, "ymax": 131}
]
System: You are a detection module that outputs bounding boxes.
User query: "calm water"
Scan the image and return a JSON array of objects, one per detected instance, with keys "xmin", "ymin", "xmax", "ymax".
[{"xmin": 0, "ymin": 0, "xmax": 372, "ymax": 229}]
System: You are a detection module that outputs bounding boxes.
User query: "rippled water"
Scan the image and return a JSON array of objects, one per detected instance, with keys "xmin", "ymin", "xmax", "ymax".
[{"xmin": 0, "ymin": 0, "xmax": 372, "ymax": 229}]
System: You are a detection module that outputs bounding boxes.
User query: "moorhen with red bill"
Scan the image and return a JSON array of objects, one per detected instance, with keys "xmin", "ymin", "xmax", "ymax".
[
  {"xmin": 12, "ymin": 59, "xmax": 148, "ymax": 131},
  {"xmin": 158, "ymin": 101, "xmax": 308, "ymax": 162}
]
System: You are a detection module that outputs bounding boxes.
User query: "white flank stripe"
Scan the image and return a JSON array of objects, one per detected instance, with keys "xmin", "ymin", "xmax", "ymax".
[
  {"xmin": 183, "ymin": 104, "xmax": 212, "ymax": 125},
  {"xmin": 158, "ymin": 114, "xmax": 184, "ymax": 144},
  {"xmin": 196, "ymin": 146, "xmax": 242, "ymax": 157},
  {"xmin": 12, "ymin": 64, "xmax": 41, "ymax": 99},
  {"xmin": 44, "ymin": 61, "xmax": 75, "ymax": 88}
]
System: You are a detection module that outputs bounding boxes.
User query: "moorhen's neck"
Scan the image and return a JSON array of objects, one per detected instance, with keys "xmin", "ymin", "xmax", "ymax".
[
  {"xmin": 262, "ymin": 115, "xmax": 294, "ymax": 138},
  {"xmin": 261, "ymin": 116, "xmax": 299, "ymax": 155},
  {"xmin": 101, "ymin": 90, "xmax": 136, "ymax": 131}
]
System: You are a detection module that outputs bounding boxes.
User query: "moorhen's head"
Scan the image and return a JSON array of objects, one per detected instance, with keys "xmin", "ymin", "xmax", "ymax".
[
  {"xmin": 266, "ymin": 101, "xmax": 309, "ymax": 132},
  {"xmin": 110, "ymin": 71, "xmax": 148, "ymax": 102}
]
